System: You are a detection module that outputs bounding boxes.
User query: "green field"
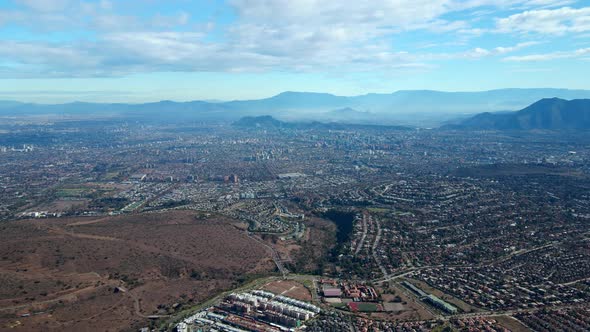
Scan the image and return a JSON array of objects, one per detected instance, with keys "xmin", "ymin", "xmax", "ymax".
[
  {"xmin": 348, "ymin": 302, "xmax": 381, "ymax": 312},
  {"xmin": 357, "ymin": 302, "xmax": 380, "ymax": 312}
]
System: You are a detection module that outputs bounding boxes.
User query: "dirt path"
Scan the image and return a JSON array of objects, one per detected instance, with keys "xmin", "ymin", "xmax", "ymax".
[
  {"xmin": 48, "ymin": 227, "xmax": 121, "ymax": 241},
  {"xmin": 280, "ymin": 285, "xmax": 297, "ymax": 295},
  {"xmin": 66, "ymin": 216, "xmax": 113, "ymax": 227},
  {"xmin": 128, "ymin": 290, "xmax": 170, "ymax": 319},
  {"xmin": 0, "ymin": 285, "xmax": 104, "ymax": 312}
]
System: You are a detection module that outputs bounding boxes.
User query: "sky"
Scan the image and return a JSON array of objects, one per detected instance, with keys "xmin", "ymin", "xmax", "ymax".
[{"xmin": 0, "ymin": 0, "xmax": 589, "ymax": 103}]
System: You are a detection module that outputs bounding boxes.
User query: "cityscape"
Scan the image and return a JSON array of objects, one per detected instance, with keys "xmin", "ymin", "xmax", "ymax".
[
  {"xmin": 1, "ymin": 115, "xmax": 590, "ymax": 331},
  {"xmin": 1, "ymin": 0, "xmax": 590, "ymax": 331}
]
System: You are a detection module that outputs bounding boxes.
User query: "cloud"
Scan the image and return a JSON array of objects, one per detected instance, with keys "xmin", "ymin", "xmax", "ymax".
[
  {"xmin": 0, "ymin": 0, "xmax": 582, "ymax": 78},
  {"xmin": 222, "ymin": 0, "xmax": 562, "ymax": 69},
  {"xmin": 2, "ymin": 1, "xmax": 192, "ymax": 32},
  {"xmin": 152, "ymin": 12, "xmax": 191, "ymax": 28},
  {"xmin": 521, "ymin": 0, "xmax": 577, "ymax": 8},
  {"xmin": 0, "ymin": 40, "xmax": 107, "ymax": 77},
  {"xmin": 99, "ymin": 0, "xmax": 112, "ymax": 10},
  {"xmin": 497, "ymin": 6, "xmax": 590, "ymax": 35},
  {"xmin": 420, "ymin": 41, "xmax": 540, "ymax": 60},
  {"xmin": 503, "ymin": 47, "xmax": 590, "ymax": 61},
  {"xmin": 494, "ymin": 41, "xmax": 542, "ymax": 54},
  {"xmin": 230, "ymin": 0, "xmax": 451, "ymax": 28},
  {"xmin": 15, "ymin": 0, "xmax": 71, "ymax": 12}
]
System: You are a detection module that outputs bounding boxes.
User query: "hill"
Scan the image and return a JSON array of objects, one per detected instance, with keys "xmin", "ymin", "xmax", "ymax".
[
  {"xmin": 233, "ymin": 115, "xmax": 286, "ymax": 128},
  {"xmin": 450, "ymin": 98, "xmax": 590, "ymax": 130}
]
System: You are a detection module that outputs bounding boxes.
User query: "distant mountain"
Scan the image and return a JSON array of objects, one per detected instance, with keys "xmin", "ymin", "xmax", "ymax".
[
  {"xmin": 328, "ymin": 107, "xmax": 362, "ymax": 114},
  {"xmin": 226, "ymin": 89, "xmax": 590, "ymax": 115},
  {"xmin": 233, "ymin": 115, "xmax": 412, "ymax": 131},
  {"xmin": 318, "ymin": 107, "xmax": 376, "ymax": 123},
  {"xmin": 349, "ymin": 88, "xmax": 590, "ymax": 114},
  {"xmin": 0, "ymin": 101, "xmax": 24, "ymax": 109},
  {"xmin": 233, "ymin": 115, "xmax": 286, "ymax": 128},
  {"xmin": 226, "ymin": 91, "xmax": 351, "ymax": 111},
  {"xmin": 450, "ymin": 98, "xmax": 590, "ymax": 130},
  {"xmin": 4, "ymin": 89, "xmax": 590, "ymax": 126}
]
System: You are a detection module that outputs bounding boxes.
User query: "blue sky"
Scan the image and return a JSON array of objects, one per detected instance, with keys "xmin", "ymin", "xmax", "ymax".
[{"xmin": 0, "ymin": 0, "xmax": 589, "ymax": 103}]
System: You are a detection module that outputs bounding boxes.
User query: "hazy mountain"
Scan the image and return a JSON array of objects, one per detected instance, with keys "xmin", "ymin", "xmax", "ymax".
[
  {"xmin": 233, "ymin": 115, "xmax": 412, "ymax": 131},
  {"xmin": 226, "ymin": 91, "xmax": 351, "ymax": 111},
  {"xmin": 315, "ymin": 107, "xmax": 375, "ymax": 123},
  {"xmin": 229, "ymin": 89, "xmax": 590, "ymax": 115},
  {"xmin": 4, "ymin": 89, "xmax": 590, "ymax": 126},
  {"xmin": 450, "ymin": 98, "xmax": 590, "ymax": 130},
  {"xmin": 327, "ymin": 107, "xmax": 368, "ymax": 116},
  {"xmin": 233, "ymin": 115, "xmax": 286, "ymax": 128},
  {"xmin": 349, "ymin": 89, "xmax": 590, "ymax": 113},
  {"xmin": 0, "ymin": 101, "xmax": 24, "ymax": 109}
]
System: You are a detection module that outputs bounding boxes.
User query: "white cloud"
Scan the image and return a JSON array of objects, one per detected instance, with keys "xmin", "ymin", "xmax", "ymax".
[
  {"xmin": 497, "ymin": 6, "xmax": 590, "ymax": 35},
  {"xmin": 221, "ymin": 0, "xmax": 479, "ymax": 74},
  {"xmin": 494, "ymin": 41, "xmax": 542, "ymax": 54},
  {"xmin": 230, "ymin": 0, "xmax": 451, "ymax": 28},
  {"xmin": 152, "ymin": 12, "xmax": 191, "ymax": 28},
  {"xmin": 15, "ymin": 0, "xmax": 71, "ymax": 12},
  {"xmin": 2, "ymin": 1, "xmax": 193, "ymax": 32},
  {"xmin": 0, "ymin": 0, "xmax": 582, "ymax": 77},
  {"xmin": 99, "ymin": 0, "xmax": 112, "ymax": 10},
  {"xmin": 521, "ymin": 0, "xmax": 577, "ymax": 8},
  {"xmin": 421, "ymin": 41, "xmax": 540, "ymax": 60},
  {"xmin": 0, "ymin": 40, "xmax": 106, "ymax": 77},
  {"xmin": 503, "ymin": 47, "xmax": 590, "ymax": 61},
  {"xmin": 223, "ymin": 0, "xmax": 562, "ymax": 71},
  {"xmin": 91, "ymin": 14, "xmax": 140, "ymax": 31}
]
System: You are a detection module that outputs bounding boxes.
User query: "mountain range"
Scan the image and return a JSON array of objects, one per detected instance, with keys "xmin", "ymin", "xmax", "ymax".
[
  {"xmin": 3, "ymin": 88, "xmax": 590, "ymax": 126},
  {"xmin": 451, "ymin": 98, "xmax": 590, "ymax": 130}
]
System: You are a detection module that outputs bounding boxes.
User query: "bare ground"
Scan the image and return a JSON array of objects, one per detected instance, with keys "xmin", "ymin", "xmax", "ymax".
[{"xmin": 0, "ymin": 211, "xmax": 275, "ymax": 331}]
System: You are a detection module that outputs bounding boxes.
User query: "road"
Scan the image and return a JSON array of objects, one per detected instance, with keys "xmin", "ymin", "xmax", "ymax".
[
  {"xmin": 443, "ymin": 302, "xmax": 589, "ymax": 321},
  {"xmin": 246, "ymin": 232, "xmax": 289, "ymax": 277},
  {"xmin": 373, "ymin": 240, "xmax": 562, "ymax": 284},
  {"xmin": 354, "ymin": 212, "xmax": 368, "ymax": 256},
  {"xmin": 370, "ymin": 215, "xmax": 388, "ymax": 278}
]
